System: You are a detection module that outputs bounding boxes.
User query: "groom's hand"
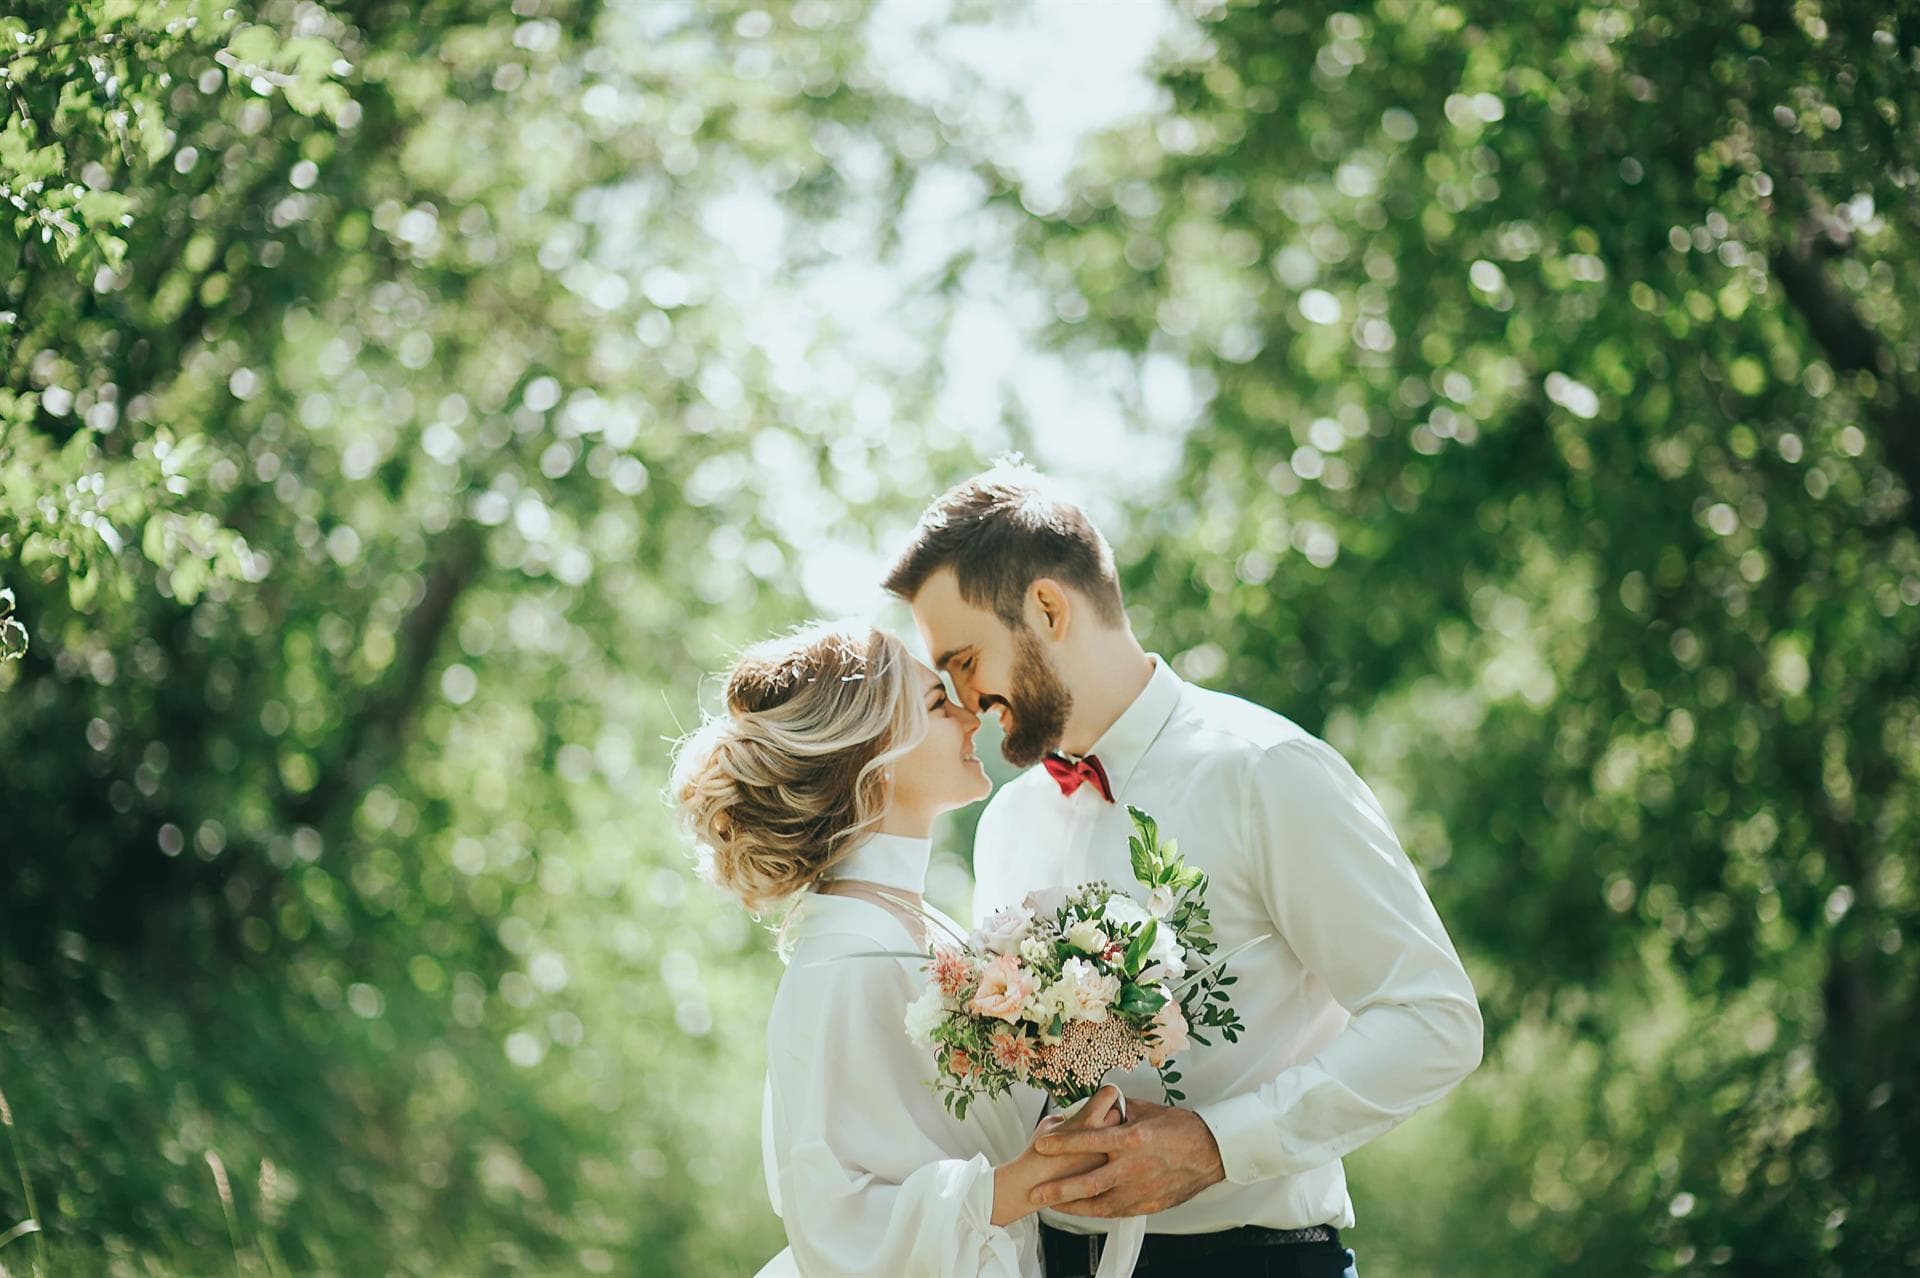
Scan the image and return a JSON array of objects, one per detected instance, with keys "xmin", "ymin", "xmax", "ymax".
[{"xmin": 1026, "ymin": 1097, "xmax": 1225, "ymax": 1217}]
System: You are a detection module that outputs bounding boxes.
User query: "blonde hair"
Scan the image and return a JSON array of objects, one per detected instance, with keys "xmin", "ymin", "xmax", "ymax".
[{"xmin": 669, "ymin": 621, "xmax": 928, "ymax": 913}]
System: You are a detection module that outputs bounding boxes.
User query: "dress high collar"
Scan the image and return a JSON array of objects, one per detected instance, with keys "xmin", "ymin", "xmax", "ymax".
[{"xmin": 823, "ymin": 831, "xmax": 932, "ymax": 894}]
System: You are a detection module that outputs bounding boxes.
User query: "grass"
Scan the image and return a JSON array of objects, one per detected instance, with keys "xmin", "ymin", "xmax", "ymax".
[
  {"xmin": 0, "ymin": 946, "xmax": 781, "ymax": 1278},
  {"xmin": 0, "ymin": 1084, "xmax": 50, "ymax": 1278}
]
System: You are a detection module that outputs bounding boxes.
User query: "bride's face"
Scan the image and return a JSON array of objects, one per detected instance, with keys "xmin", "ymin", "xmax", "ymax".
[{"xmin": 887, "ymin": 660, "xmax": 991, "ymax": 818}]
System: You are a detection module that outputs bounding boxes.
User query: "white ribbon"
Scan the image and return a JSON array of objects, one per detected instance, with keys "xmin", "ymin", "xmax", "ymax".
[
  {"xmin": 1092, "ymin": 1217, "xmax": 1146, "ymax": 1278},
  {"xmin": 1051, "ymin": 1090, "xmax": 1146, "ymax": 1278}
]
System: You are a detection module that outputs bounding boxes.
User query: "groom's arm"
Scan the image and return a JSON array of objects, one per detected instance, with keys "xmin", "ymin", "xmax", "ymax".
[
  {"xmin": 1032, "ymin": 736, "xmax": 1483, "ymax": 1214},
  {"xmin": 1195, "ymin": 737, "xmax": 1484, "ymax": 1185}
]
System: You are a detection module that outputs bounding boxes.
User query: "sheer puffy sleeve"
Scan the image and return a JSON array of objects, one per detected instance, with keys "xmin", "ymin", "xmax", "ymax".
[{"xmin": 762, "ymin": 924, "xmax": 1040, "ymax": 1278}]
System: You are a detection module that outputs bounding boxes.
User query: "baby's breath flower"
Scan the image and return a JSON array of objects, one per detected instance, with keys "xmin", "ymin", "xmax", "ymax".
[{"xmin": 1030, "ymin": 1018, "xmax": 1146, "ymax": 1090}]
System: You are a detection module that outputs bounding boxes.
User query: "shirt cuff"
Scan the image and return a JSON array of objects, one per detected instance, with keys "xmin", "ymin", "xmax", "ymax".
[{"xmin": 1194, "ymin": 1091, "xmax": 1275, "ymax": 1186}]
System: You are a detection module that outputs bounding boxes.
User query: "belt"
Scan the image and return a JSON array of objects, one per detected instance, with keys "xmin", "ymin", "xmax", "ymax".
[{"xmin": 1041, "ymin": 1221, "xmax": 1342, "ymax": 1276}]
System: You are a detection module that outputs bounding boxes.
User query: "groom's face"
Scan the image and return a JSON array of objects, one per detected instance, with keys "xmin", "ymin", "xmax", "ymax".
[{"xmin": 910, "ymin": 569, "xmax": 1073, "ymax": 769}]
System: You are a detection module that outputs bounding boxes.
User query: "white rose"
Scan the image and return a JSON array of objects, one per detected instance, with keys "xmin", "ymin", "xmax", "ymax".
[
  {"xmin": 903, "ymin": 984, "xmax": 950, "ymax": 1048},
  {"xmin": 975, "ymin": 905, "xmax": 1034, "ymax": 956},
  {"xmin": 1064, "ymin": 918, "xmax": 1109, "ymax": 954},
  {"xmin": 1139, "ymin": 950, "xmax": 1185, "ymax": 985},
  {"xmin": 1146, "ymin": 885, "xmax": 1179, "ymax": 918},
  {"xmin": 1101, "ymin": 894, "xmax": 1152, "ymax": 930},
  {"xmin": 1022, "ymin": 886, "xmax": 1072, "ymax": 920}
]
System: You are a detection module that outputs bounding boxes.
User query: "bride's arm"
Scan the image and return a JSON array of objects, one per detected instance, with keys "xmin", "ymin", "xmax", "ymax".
[{"xmin": 765, "ymin": 936, "xmax": 1063, "ymax": 1278}]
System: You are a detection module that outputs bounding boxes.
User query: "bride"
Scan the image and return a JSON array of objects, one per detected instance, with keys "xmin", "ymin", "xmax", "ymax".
[{"xmin": 672, "ymin": 621, "xmax": 1120, "ymax": 1278}]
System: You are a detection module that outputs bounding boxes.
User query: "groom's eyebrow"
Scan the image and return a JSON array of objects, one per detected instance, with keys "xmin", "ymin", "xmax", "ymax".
[{"xmin": 934, "ymin": 645, "xmax": 970, "ymax": 671}]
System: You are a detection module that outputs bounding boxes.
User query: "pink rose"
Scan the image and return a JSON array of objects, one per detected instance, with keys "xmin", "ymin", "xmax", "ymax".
[
  {"xmin": 967, "ymin": 953, "xmax": 1037, "ymax": 1023},
  {"xmin": 1146, "ymin": 995, "xmax": 1191, "ymax": 1068}
]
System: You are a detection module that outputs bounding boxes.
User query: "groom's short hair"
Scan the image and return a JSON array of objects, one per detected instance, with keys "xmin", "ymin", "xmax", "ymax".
[{"xmin": 883, "ymin": 462, "xmax": 1126, "ymax": 628}]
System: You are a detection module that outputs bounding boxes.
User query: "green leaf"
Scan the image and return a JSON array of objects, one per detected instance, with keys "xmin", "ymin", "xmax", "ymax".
[
  {"xmin": 1116, "ymin": 983, "xmax": 1167, "ymax": 1018},
  {"xmin": 76, "ymin": 189, "xmax": 132, "ymax": 227},
  {"xmin": 1128, "ymin": 804, "xmax": 1159, "ymax": 847},
  {"xmin": 1123, "ymin": 917, "xmax": 1157, "ymax": 976},
  {"xmin": 1128, "ymin": 834, "xmax": 1154, "ymax": 884},
  {"xmin": 67, "ymin": 565, "xmax": 100, "ymax": 610},
  {"xmin": 227, "ymin": 25, "xmax": 281, "ymax": 68}
]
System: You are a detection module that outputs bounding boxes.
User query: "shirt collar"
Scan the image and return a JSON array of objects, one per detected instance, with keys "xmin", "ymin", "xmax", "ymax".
[
  {"xmin": 822, "ymin": 831, "xmax": 931, "ymax": 893},
  {"xmin": 1071, "ymin": 654, "xmax": 1182, "ymax": 801}
]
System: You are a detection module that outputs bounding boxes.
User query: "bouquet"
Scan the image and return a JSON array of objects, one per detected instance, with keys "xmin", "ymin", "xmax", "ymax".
[{"xmin": 903, "ymin": 806, "xmax": 1257, "ymax": 1118}]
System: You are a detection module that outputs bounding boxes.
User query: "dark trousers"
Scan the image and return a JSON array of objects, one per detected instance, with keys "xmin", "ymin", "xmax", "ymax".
[{"xmin": 1040, "ymin": 1221, "xmax": 1357, "ymax": 1278}]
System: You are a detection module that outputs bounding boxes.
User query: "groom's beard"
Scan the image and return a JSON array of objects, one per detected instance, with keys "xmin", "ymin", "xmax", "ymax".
[{"xmin": 992, "ymin": 628, "xmax": 1072, "ymax": 769}]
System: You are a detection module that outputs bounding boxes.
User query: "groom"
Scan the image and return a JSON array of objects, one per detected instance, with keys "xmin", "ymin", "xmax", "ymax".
[{"xmin": 885, "ymin": 463, "xmax": 1484, "ymax": 1278}]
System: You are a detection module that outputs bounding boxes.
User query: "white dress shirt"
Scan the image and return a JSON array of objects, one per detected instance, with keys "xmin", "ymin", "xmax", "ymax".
[
  {"xmin": 972, "ymin": 656, "xmax": 1483, "ymax": 1238},
  {"xmin": 757, "ymin": 832, "xmax": 1047, "ymax": 1278}
]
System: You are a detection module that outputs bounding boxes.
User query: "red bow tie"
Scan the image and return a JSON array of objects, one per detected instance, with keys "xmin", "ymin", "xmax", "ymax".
[{"xmin": 1042, "ymin": 753, "xmax": 1114, "ymax": 803}]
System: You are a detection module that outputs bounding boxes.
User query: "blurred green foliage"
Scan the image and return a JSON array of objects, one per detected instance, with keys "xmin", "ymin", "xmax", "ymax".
[
  {"xmin": 1, "ymin": 0, "xmax": 956, "ymax": 1273},
  {"xmin": 3, "ymin": 0, "xmax": 1917, "ymax": 1276},
  {"xmin": 1015, "ymin": 1, "xmax": 1918, "ymax": 1273}
]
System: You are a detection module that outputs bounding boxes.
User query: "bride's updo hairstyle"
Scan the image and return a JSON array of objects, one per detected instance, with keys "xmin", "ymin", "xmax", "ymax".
[{"xmin": 670, "ymin": 622, "xmax": 928, "ymax": 913}]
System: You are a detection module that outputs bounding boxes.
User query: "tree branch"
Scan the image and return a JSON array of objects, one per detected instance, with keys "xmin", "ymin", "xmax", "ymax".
[
  {"xmin": 1771, "ymin": 216, "xmax": 1920, "ymax": 537},
  {"xmin": 286, "ymin": 525, "xmax": 484, "ymax": 829}
]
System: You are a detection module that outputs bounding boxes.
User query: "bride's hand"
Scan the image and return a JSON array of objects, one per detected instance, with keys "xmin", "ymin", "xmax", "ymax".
[{"xmin": 991, "ymin": 1087, "xmax": 1125, "ymax": 1227}]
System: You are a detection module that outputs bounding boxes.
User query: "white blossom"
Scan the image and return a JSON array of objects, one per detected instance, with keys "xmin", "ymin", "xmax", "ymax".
[
  {"xmin": 975, "ymin": 904, "xmax": 1034, "ymax": 956},
  {"xmin": 903, "ymin": 984, "xmax": 950, "ymax": 1048},
  {"xmin": 1059, "ymin": 957, "xmax": 1121, "ymax": 1022},
  {"xmin": 1145, "ymin": 924, "xmax": 1184, "ymax": 973},
  {"xmin": 1064, "ymin": 918, "xmax": 1109, "ymax": 954},
  {"xmin": 1023, "ymin": 979, "xmax": 1072, "ymax": 1029},
  {"xmin": 1101, "ymin": 894, "xmax": 1152, "ymax": 930},
  {"xmin": 1022, "ymin": 885, "xmax": 1071, "ymax": 919}
]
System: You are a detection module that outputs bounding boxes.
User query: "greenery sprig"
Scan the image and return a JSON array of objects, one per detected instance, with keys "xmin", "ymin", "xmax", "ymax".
[{"xmin": 1126, "ymin": 806, "xmax": 1247, "ymax": 1101}]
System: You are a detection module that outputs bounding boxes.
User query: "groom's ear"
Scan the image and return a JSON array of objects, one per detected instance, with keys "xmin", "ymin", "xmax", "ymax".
[{"xmin": 1031, "ymin": 578, "xmax": 1072, "ymax": 640}]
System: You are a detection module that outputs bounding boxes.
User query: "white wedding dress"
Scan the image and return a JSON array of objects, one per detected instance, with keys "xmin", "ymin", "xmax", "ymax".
[{"xmin": 752, "ymin": 832, "xmax": 1047, "ymax": 1278}]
